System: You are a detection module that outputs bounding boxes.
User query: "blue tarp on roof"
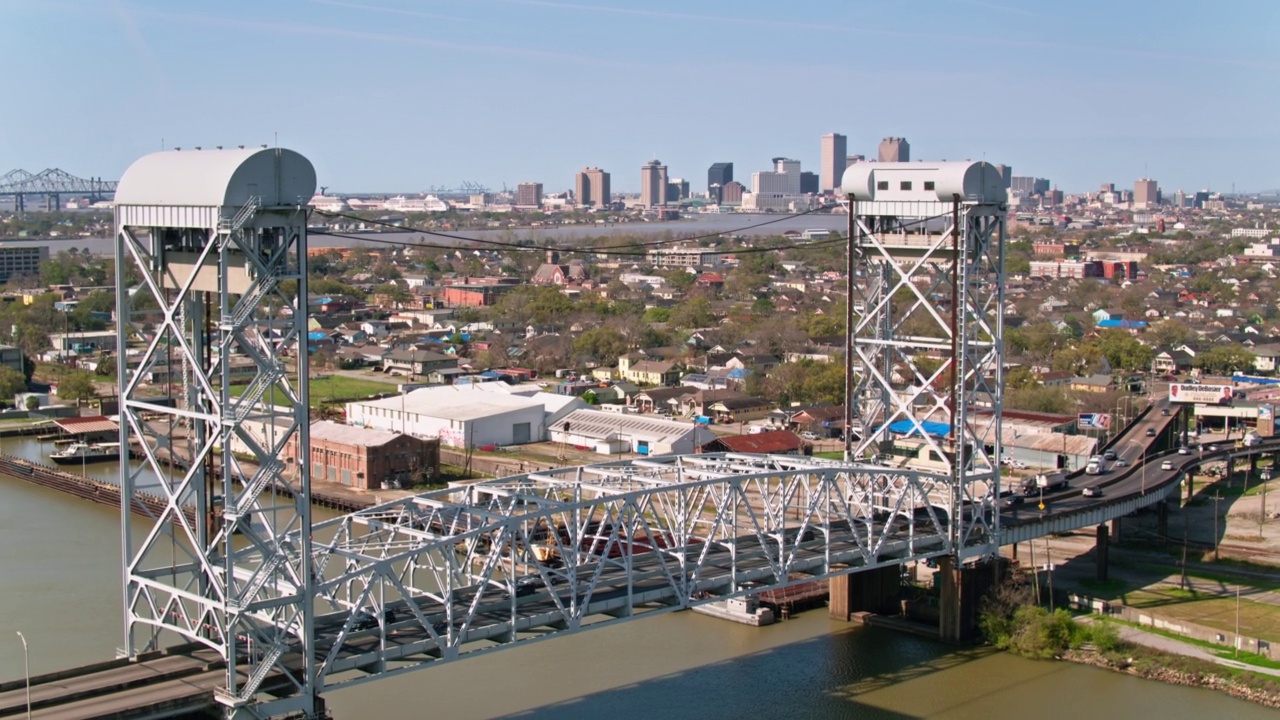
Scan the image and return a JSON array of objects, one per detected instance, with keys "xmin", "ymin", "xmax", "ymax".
[
  {"xmin": 884, "ymin": 419, "xmax": 951, "ymax": 438},
  {"xmin": 307, "ymin": 331, "xmax": 328, "ymax": 341},
  {"xmin": 1097, "ymin": 319, "xmax": 1148, "ymax": 329},
  {"xmin": 1234, "ymin": 373, "xmax": 1280, "ymax": 386}
]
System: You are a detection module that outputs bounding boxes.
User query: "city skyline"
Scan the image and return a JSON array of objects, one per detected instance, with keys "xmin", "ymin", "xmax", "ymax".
[{"xmin": 1, "ymin": 0, "xmax": 1277, "ymax": 194}]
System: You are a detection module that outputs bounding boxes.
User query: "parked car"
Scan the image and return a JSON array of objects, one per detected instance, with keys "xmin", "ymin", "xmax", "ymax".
[
  {"xmin": 800, "ymin": 431, "xmax": 820, "ymax": 440},
  {"xmin": 1161, "ymin": 408, "xmax": 1171, "ymax": 416},
  {"xmin": 1208, "ymin": 444, "xmax": 1219, "ymax": 452}
]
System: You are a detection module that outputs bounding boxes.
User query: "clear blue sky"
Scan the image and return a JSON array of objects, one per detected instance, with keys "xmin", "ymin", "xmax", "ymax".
[{"xmin": 1, "ymin": 0, "xmax": 1276, "ymax": 194}]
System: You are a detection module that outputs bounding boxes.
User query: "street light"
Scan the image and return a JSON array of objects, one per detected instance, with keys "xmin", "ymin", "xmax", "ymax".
[{"xmin": 15, "ymin": 631, "xmax": 30, "ymax": 720}]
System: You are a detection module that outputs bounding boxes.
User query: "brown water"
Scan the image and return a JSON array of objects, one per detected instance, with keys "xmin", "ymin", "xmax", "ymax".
[{"xmin": 0, "ymin": 435, "xmax": 1273, "ymax": 720}]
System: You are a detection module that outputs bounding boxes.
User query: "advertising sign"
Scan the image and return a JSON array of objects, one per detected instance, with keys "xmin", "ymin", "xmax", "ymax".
[
  {"xmin": 1260, "ymin": 404, "xmax": 1275, "ymax": 437},
  {"xmin": 1167, "ymin": 384, "xmax": 1233, "ymax": 405},
  {"xmin": 1077, "ymin": 413, "xmax": 1111, "ymax": 431}
]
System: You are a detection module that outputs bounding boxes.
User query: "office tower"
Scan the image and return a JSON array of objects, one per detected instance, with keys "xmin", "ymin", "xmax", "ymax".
[
  {"xmin": 846, "ymin": 154, "xmax": 865, "ymax": 168},
  {"xmin": 994, "ymin": 164, "xmax": 1012, "ymax": 189},
  {"xmin": 753, "ymin": 158, "xmax": 801, "ymax": 195},
  {"xmin": 666, "ymin": 178, "xmax": 689, "ymax": 202},
  {"xmin": 819, "ymin": 133, "xmax": 847, "ymax": 192},
  {"xmin": 721, "ymin": 181, "xmax": 744, "ymax": 204},
  {"xmin": 708, "ymin": 162, "xmax": 733, "ymax": 193},
  {"xmin": 641, "ymin": 159, "xmax": 668, "ymax": 208},
  {"xmin": 515, "ymin": 182, "xmax": 543, "ymax": 208},
  {"xmin": 799, "ymin": 171, "xmax": 818, "ymax": 195},
  {"xmin": 574, "ymin": 167, "xmax": 611, "ymax": 207},
  {"xmin": 877, "ymin": 137, "xmax": 909, "ymax": 163},
  {"xmin": 1134, "ymin": 178, "xmax": 1158, "ymax": 209}
]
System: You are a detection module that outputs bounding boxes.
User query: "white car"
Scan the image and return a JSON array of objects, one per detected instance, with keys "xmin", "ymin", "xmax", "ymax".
[
  {"xmin": 1178, "ymin": 446, "xmax": 1190, "ymax": 455},
  {"xmin": 1114, "ymin": 458, "xmax": 1128, "ymax": 467},
  {"xmin": 1161, "ymin": 460, "xmax": 1174, "ymax": 471}
]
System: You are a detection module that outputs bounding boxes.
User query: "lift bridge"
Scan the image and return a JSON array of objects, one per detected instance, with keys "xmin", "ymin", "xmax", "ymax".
[{"xmin": 109, "ymin": 148, "xmax": 1008, "ymax": 718}]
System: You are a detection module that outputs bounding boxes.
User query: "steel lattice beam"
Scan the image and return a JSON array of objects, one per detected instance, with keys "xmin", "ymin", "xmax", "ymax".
[
  {"xmin": 0, "ymin": 167, "xmax": 118, "ymax": 194},
  {"xmin": 845, "ymin": 193, "xmax": 1006, "ymax": 559}
]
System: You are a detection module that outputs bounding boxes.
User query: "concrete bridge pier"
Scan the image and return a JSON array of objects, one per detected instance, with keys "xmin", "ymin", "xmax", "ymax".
[
  {"xmin": 1110, "ymin": 516, "xmax": 1122, "ymax": 544},
  {"xmin": 1157, "ymin": 500, "xmax": 1169, "ymax": 541},
  {"xmin": 938, "ymin": 556, "xmax": 1009, "ymax": 644},
  {"xmin": 829, "ymin": 565, "xmax": 901, "ymax": 620},
  {"xmin": 1095, "ymin": 524, "xmax": 1109, "ymax": 583},
  {"xmin": 1228, "ymin": 456, "xmax": 1236, "ymax": 487}
]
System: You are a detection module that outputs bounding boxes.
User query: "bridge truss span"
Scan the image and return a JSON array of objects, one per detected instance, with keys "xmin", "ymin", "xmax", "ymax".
[{"xmin": 302, "ymin": 453, "xmax": 965, "ymax": 691}]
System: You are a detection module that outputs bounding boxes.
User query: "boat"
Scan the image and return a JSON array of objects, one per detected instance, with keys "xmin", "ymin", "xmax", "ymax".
[{"xmin": 50, "ymin": 442, "xmax": 123, "ymax": 465}]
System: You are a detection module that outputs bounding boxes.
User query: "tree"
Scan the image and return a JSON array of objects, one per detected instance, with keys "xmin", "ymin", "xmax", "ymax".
[
  {"xmin": 0, "ymin": 366, "xmax": 25, "ymax": 403},
  {"xmin": 571, "ymin": 326, "xmax": 629, "ymax": 365},
  {"xmin": 56, "ymin": 370, "xmax": 97, "ymax": 404},
  {"xmin": 93, "ymin": 355, "xmax": 116, "ymax": 377},
  {"xmin": 24, "ymin": 395, "xmax": 39, "ymax": 411},
  {"xmin": 642, "ymin": 307, "xmax": 670, "ymax": 323},
  {"xmin": 1193, "ymin": 345, "xmax": 1256, "ymax": 376},
  {"xmin": 1145, "ymin": 319, "xmax": 1192, "ymax": 349},
  {"xmin": 668, "ymin": 296, "xmax": 715, "ymax": 329},
  {"xmin": 1092, "ymin": 329, "xmax": 1154, "ymax": 372}
]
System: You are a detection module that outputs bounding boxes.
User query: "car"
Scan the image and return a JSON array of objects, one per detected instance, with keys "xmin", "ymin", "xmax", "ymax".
[
  {"xmin": 1103, "ymin": 450, "xmax": 1117, "ymax": 461},
  {"xmin": 1178, "ymin": 446, "xmax": 1190, "ymax": 455},
  {"xmin": 1208, "ymin": 444, "xmax": 1219, "ymax": 452},
  {"xmin": 800, "ymin": 431, "xmax": 820, "ymax": 440},
  {"xmin": 1114, "ymin": 458, "xmax": 1128, "ymax": 467},
  {"xmin": 1161, "ymin": 460, "xmax": 1174, "ymax": 471},
  {"xmin": 1161, "ymin": 408, "xmax": 1171, "ymax": 416},
  {"xmin": 353, "ymin": 607, "xmax": 396, "ymax": 631},
  {"xmin": 1082, "ymin": 487, "xmax": 1101, "ymax": 498},
  {"xmin": 1002, "ymin": 495, "xmax": 1024, "ymax": 508},
  {"xmin": 1146, "ymin": 428, "xmax": 1157, "ymax": 437}
]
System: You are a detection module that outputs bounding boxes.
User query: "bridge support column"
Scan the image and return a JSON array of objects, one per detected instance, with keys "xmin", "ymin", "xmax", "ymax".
[
  {"xmin": 1110, "ymin": 517, "xmax": 1122, "ymax": 545},
  {"xmin": 1228, "ymin": 456, "xmax": 1236, "ymax": 487},
  {"xmin": 938, "ymin": 556, "xmax": 1008, "ymax": 644},
  {"xmin": 1185, "ymin": 471, "xmax": 1194, "ymax": 505},
  {"xmin": 1157, "ymin": 500, "xmax": 1168, "ymax": 541},
  {"xmin": 829, "ymin": 565, "xmax": 901, "ymax": 621},
  {"xmin": 1095, "ymin": 524, "xmax": 1109, "ymax": 583}
]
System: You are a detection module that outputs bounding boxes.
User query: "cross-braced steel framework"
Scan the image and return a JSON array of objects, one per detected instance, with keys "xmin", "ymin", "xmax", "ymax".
[
  {"xmin": 279, "ymin": 452, "xmax": 961, "ymax": 691},
  {"xmin": 846, "ymin": 196, "xmax": 1006, "ymax": 559},
  {"xmin": 115, "ymin": 199, "xmax": 318, "ymax": 718}
]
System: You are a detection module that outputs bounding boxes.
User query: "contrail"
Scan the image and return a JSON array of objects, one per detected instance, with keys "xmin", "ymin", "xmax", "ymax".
[{"xmin": 310, "ymin": 0, "xmax": 468, "ymax": 23}]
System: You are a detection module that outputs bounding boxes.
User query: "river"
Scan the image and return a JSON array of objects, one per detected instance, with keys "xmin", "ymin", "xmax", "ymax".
[{"xmin": 0, "ymin": 433, "xmax": 1271, "ymax": 719}]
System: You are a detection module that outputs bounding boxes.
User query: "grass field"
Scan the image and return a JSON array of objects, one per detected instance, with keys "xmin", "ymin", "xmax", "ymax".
[
  {"xmin": 1113, "ymin": 586, "xmax": 1280, "ymax": 640},
  {"xmin": 228, "ymin": 375, "xmax": 399, "ymax": 408}
]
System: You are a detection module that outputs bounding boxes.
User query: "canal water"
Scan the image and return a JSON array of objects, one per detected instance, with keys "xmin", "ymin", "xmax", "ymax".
[{"xmin": 0, "ymin": 434, "xmax": 1272, "ymax": 719}]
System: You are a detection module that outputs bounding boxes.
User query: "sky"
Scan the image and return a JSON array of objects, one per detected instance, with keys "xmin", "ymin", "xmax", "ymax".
[{"xmin": 1, "ymin": 0, "xmax": 1277, "ymax": 195}]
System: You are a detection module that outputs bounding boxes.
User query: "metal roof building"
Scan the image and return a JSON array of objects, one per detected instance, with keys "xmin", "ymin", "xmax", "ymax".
[{"xmin": 550, "ymin": 408, "xmax": 717, "ymax": 456}]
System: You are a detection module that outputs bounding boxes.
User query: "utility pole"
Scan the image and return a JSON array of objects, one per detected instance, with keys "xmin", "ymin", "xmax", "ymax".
[
  {"xmin": 1213, "ymin": 491, "xmax": 1222, "ymax": 561},
  {"xmin": 1045, "ymin": 536, "xmax": 1054, "ymax": 612},
  {"xmin": 1235, "ymin": 586, "xmax": 1242, "ymax": 660}
]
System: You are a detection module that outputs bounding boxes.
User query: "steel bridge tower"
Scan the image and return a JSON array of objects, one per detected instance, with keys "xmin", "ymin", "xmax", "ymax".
[
  {"xmin": 841, "ymin": 161, "xmax": 1008, "ymax": 560},
  {"xmin": 114, "ymin": 148, "xmax": 322, "ymax": 718}
]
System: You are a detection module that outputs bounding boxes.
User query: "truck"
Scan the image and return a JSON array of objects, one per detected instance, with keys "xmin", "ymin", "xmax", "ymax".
[
  {"xmin": 1022, "ymin": 471, "xmax": 1070, "ymax": 496},
  {"xmin": 1085, "ymin": 457, "xmax": 1105, "ymax": 475}
]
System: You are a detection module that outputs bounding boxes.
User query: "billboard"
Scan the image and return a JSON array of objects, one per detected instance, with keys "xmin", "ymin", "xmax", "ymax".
[
  {"xmin": 1260, "ymin": 404, "xmax": 1275, "ymax": 437},
  {"xmin": 1077, "ymin": 413, "xmax": 1111, "ymax": 431},
  {"xmin": 1168, "ymin": 383, "xmax": 1233, "ymax": 405}
]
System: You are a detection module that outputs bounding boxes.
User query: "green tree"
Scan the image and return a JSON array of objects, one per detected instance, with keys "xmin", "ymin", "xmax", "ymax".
[
  {"xmin": 642, "ymin": 307, "xmax": 670, "ymax": 323},
  {"xmin": 93, "ymin": 355, "xmax": 116, "ymax": 377},
  {"xmin": 0, "ymin": 366, "xmax": 25, "ymax": 403},
  {"xmin": 571, "ymin": 326, "xmax": 629, "ymax": 365},
  {"xmin": 1092, "ymin": 329, "xmax": 1154, "ymax": 372},
  {"xmin": 668, "ymin": 296, "xmax": 716, "ymax": 329},
  {"xmin": 57, "ymin": 370, "xmax": 97, "ymax": 404},
  {"xmin": 1145, "ymin": 318, "xmax": 1192, "ymax": 348},
  {"xmin": 1193, "ymin": 345, "xmax": 1256, "ymax": 375}
]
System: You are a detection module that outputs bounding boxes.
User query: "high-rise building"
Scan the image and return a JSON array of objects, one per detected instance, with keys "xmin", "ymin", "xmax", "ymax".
[
  {"xmin": 819, "ymin": 133, "xmax": 847, "ymax": 192},
  {"xmin": 994, "ymin": 164, "xmax": 1013, "ymax": 189},
  {"xmin": 799, "ymin": 171, "xmax": 818, "ymax": 195},
  {"xmin": 1010, "ymin": 176, "xmax": 1051, "ymax": 197},
  {"xmin": 574, "ymin": 167, "xmax": 611, "ymax": 207},
  {"xmin": 721, "ymin": 181, "xmax": 745, "ymax": 204},
  {"xmin": 515, "ymin": 182, "xmax": 543, "ymax": 208},
  {"xmin": 667, "ymin": 178, "xmax": 690, "ymax": 202},
  {"xmin": 846, "ymin": 154, "xmax": 865, "ymax": 168},
  {"xmin": 1134, "ymin": 178, "xmax": 1159, "ymax": 209},
  {"xmin": 640, "ymin": 160, "xmax": 668, "ymax": 208},
  {"xmin": 708, "ymin": 162, "xmax": 733, "ymax": 193},
  {"xmin": 752, "ymin": 158, "xmax": 801, "ymax": 195},
  {"xmin": 877, "ymin": 137, "xmax": 910, "ymax": 163}
]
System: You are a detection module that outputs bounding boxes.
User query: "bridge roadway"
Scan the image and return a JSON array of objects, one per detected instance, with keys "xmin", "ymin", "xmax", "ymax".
[{"xmin": 8, "ymin": 401, "xmax": 1278, "ymax": 719}]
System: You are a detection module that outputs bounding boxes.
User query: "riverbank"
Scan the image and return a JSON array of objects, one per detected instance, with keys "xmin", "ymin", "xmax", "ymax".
[{"xmin": 1064, "ymin": 638, "xmax": 1280, "ymax": 708}]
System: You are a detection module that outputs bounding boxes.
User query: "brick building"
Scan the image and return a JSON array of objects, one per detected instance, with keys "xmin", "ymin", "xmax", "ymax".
[{"xmin": 285, "ymin": 420, "xmax": 440, "ymax": 490}]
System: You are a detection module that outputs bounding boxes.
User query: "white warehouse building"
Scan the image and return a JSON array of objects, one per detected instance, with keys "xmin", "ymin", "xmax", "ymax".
[
  {"xmin": 346, "ymin": 385, "xmax": 583, "ymax": 448},
  {"xmin": 550, "ymin": 409, "xmax": 717, "ymax": 456}
]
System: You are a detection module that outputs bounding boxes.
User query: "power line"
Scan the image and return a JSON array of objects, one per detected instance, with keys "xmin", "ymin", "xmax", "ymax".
[{"xmin": 313, "ymin": 205, "xmax": 830, "ymax": 252}]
